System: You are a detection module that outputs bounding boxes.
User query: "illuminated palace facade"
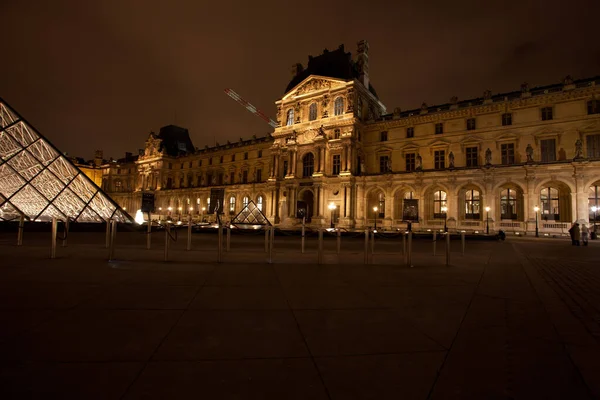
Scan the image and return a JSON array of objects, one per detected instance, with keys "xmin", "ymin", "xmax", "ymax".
[{"xmin": 103, "ymin": 41, "xmax": 600, "ymax": 234}]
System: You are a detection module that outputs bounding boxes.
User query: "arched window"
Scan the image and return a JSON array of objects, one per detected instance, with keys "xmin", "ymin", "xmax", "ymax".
[
  {"xmin": 302, "ymin": 153, "xmax": 314, "ymax": 177},
  {"xmin": 229, "ymin": 196, "xmax": 236, "ymax": 214},
  {"xmin": 500, "ymin": 189, "xmax": 518, "ymax": 220},
  {"xmin": 286, "ymin": 109, "xmax": 294, "ymax": 126},
  {"xmin": 540, "ymin": 187, "xmax": 560, "ymax": 220},
  {"xmin": 433, "ymin": 190, "xmax": 447, "ymax": 219},
  {"xmin": 309, "ymin": 103, "xmax": 317, "ymax": 121},
  {"xmin": 257, "ymin": 195, "xmax": 264, "ymax": 211},
  {"xmin": 242, "ymin": 196, "xmax": 249, "ymax": 207},
  {"xmin": 590, "ymin": 185, "xmax": 600, "ymax": 222},
  {"xmin": 378, "ymin": 193, "xmax": 385, "ymax": 218},
  {"xmin": 334, "ymin": 97, "xmax": 344, "ymax": 116},
  {"xmin": 404, "ymin": 191, "xmax": 414, "ymax": 199},
  {"xmin": 465, "ymin": 190, "xmax": 480, "ymax": 219}
]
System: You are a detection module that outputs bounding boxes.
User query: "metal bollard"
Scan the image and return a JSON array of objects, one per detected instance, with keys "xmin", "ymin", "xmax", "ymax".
[
  {"xmin": 218, "ymin": 225, "xmax": 223, "ymax": 263},
  {"xmin": 446, "ymin": 232, "xmax": 450, "ymax": 267},
  {"xmin": 461, "ymin": 231, "xmax": 465, "ymax": 256},
  {"xmin": 407, "ymin": 231, "xmax": 413, "ymax": 268},
  {"xmin": 51, "ymin": 217, "xmax": 57, "ymax": 259},
  {"xmin": 301, "ymin": 217, "xmax": 305, "ymax": 254},
  {"xmin": 317, "ymin": 228, "xmax": 323, "ymax": 265},
  {"xmin": 62, "ymin": 218, "xmax": 69, "ymax": 248},
  {"xmin": 364, "ymin": 229, "xmax": 369, "ymax": 265},
  {"xmin": 105, "ymin": 219, "xmax": 110, "ymax": 248},
  {"xmin": 146, "ymin": 216, "xmax": 152, "ymax": 250},
  {"xmin": 17, "ymin": 214, "xmax": 24, "ymax": 246},
  {"xmin": 433, "ymin": 231, "xmax": 437, "ymax": 256},
  {"xmin": 336, "ymin": 228, "xmax": 341, "ymax": 255},
  {"xmin": 108, "ymin": 220, "xmax": 117, "ymax": 261},
  {"xmin": 187, "ymin": 215, "xmax": 192, "ymax": 251},
  {"xmin": 164, "ymin": 223, "xmax": 170, "ymax": 262},
  {"xmin": 226, "ymin": 227, "xmax": 231, "ymax": 252}
]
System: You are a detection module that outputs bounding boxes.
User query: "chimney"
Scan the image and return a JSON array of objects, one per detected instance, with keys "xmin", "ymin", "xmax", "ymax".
[
  {"xmin": 356, "ymin": 40, "xmax": 370, "ymax": 89},
  {"xmin": 94, "ymin": 150, "xmax": 103, "ymax": 167}
]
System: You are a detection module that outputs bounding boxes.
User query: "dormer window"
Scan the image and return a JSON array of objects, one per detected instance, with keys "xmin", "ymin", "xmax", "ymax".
[
  {"xmin": 334, "ymin": 129, "xmax": 340, "ymax": 139},
  {"xmin": 309, "ymin": 103, "xmax": 317, "ymax": 121},
  {"xmin": 286, "ymin": 109, "xmax": 294, "ymax": 126},
  {"xmin": 334, "ymin": 97, "xmax": 344, "ymax": 116}
]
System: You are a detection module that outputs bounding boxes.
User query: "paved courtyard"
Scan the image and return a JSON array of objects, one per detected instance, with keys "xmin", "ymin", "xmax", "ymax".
[{"xmin": 0, "ymin": 228, "xmax": 599, "ymax": 399}]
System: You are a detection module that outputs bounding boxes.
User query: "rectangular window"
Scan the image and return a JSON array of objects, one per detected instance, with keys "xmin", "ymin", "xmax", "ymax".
[
  {"xmin": 258, "ymin": 150, "xmax": 262, "ymax": 158},
  {"xmin": 434, "ymin": 150, "xmax": 445, "ymax": 169},
  {"xmin": 189, "ymin": 161, "xmax": 192, "ymax": 168},
  {"xmin": 220, "ymin": 156, "xmax": 223, "ymax": 164},
  {"xmin": 180, "ymin": 163, "xmax": 184, "ymax": 169},
  {"xmin": 379, "ymin": 155, "xmax": 389, "ymax": 173},
  {"xmin": 230, "ymin": 172, "xmax": 234, "ymax": 184},
  {"xmin": 198, "ymin": 160, "xmax": 201, "ymax": 167},
  {"xmin": 209, "ymin": 158, "xmax": 213, "ymax": 165},
  {"xmin": 502, "ymin": 113, "xmax": 512, "ymax": 126},
  {"xmin": 466, "ymin": 147, "xmax": 478, "ymax": 167},
  {"xmin": 540, "ymin": 139, "xmax": 556, "ymax": 162},
  {"xmin": 466, "ymin": 118, "xmax": 476, "ymax": 131},
  {"xmin": 405, "ymin": 153, "xmax": 415, "ymax": 171},
  {"xmin": 587, "ymin": 134, "xmax": 600, "ymax": 158},
  {"xmin": 197, "ymin": 176, "xmax": 202, "ymax": 186},
  {"xmin": 541, "ymin": 106, "xmax": 553, "ymax": 121},
  {"xmin": 332, "ymin": 154, "xmax": 341, "ymax": 175},
  {"xmin": 256, "ymin": 169, "xmax": 262, "ymax": 182},
  {"xmin": 231, "ymin": 154, "xmax": 235, "ymax": 162},
  {"xmin": 588, "ymin": 100, "xmax": 600, "ymax": 115},
  {"xmin": 501, "ymin": 143, "xmax": 515, "ymax": 164},
  {"xmin": 380, "ymin": 131, "xmax": 388, "ymax": 142},
  {"xmin": 217, "ymin": 173, "xmax": 223, "ymax": 185},
  {"xmin": 206, "ymin": 174, "xmax": 212, "ymax": 186},
  {"xmin": 406, "ymin": 127, "xmax": 414, "ymax": 138},
  {"xmin": 242, "ymin": 170, "xmax": 248, "ymax": 183},
  {"xmin": 334, "ymin": 129, "xmax": 341, "ymax": 139},
  {"xmin": 244, "ymin": 152, "xmax": 248, "ymax": 160},
  {"xmin": 435, "ymin": 123, "xmax": 444, "ymax": 134},
  {"xmin": 283, "ymin": 160, "xmax": 288, "ymax": 177}
]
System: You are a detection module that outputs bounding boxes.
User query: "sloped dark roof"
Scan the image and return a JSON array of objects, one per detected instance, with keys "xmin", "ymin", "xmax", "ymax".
[
  {"xmin": 285, "ymin": 45, "xmax": 379, "ymax": 99},
  {"xmin": 158, "ymin": 125, "xmax": 195, "ymax": 157}
]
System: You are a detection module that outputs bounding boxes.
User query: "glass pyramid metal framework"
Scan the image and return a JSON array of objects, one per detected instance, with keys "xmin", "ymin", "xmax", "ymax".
[
  {"xmin": 231, "ymin": 200, "xmax": 271, "ymax": 229},
  {"xmin": 0, "ymin": 98, "xmax": 131, "ymax": 223}
]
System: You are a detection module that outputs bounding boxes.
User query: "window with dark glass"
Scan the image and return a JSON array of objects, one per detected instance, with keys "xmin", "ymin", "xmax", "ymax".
[
  {"xmin": 433, "ymin": 190, "xmax": 447, "ymax": 218},
  {"xmin": 541, "ymin": 106, "xmax": 553, "ymax": 121},
  {"xmin": 242, "ymin": 170, "xmax": 248, "ymax": 183},
  {"xmin": 218, "ymin": 173, "xmax": 224, "ymax": 185},
  {"xmin": 466, "ymin": 118, "xmax": 476, "ymax": 131},
  {"xmin": 286, "ymin": 109, "xmax": 294, "ymax": 125},
  {"xmin": 406, "ymin": 127, "xmax": 414, "ymax": 138},
  {"xmin": 379, "ymin": 155, "xmax": 389, "ymax": 173},
  {"xmin": 189, "ymin": 161, "xmax": 192, "ymax": 168},
  {"xmin": 198, "ymin": 160, "xmax": 201, "ymax": 167},
  {"xmin": 405, "ymin": 153, "xmax": 416, "ymax": 171},
  {"xmin": 466, "ymin": 147, "xmax": 478, "ymax": 167},
  {"xmin": 332, "ymin": 154, "xmax": 341, "ymax": 175},
  {"xmin": 258, "ymin": 150, "xmax": 262, "ymax": 158},
  {"xmin": 434, "ymin": 123, "xmax": 444, "ymax": 134},
  {"xmin": 209, "ymin": 158, "xmax": 212, "ymax": 165},
  {"xmin": 465, "ymin": 190, "xmax": 480, "ymax": 219},
  {"xmin": 540, "ymin": 187, "xmax": 560, "ymax": 220},
  {"xmin": 309, "ymin": 103, "xmax": 317, "ymax": 121},
  {"xmin": 501, "ymin": 143, "xmax": 515, "ymax": 164},
  {"xmin": 220, "ymin": 156, "xmax": 223, "ymax": 163},
  {"xmin": 380, "ymin": 131, "xmax": 388, "ymax": 142},
  {"xmin": 197, "ymin": 176, "xmax": 201, "ymax": 186},
  {"xmin": 500, "ymin": 188, "xmax": 518, "ymax": 219},
  {"xmin": 587, "ymin": 134, "xmax": 600, "ymax": 158},
  {"xmin": 434, "ymin": 150, "xmax": 445, "ymax": 169},
  {"xmin": 334, "ymin": 97, "xmax": 344, "ymax": 116},
  {"xmin": 502, "ymin": 113, "xmax": 512, "ymax": 126},
  {"xmin": 283, "ymin": 160, "xmax": 288, "ymax": 177},
  {"xmin": 231, "ymin": 154, "xmax": 235, "ymax": 162},
  {"xmin": 302, "ymin": 153, "xmax": 314, "ymax": 177},
  {"xmin": 206, "ymin": 174, "xmax": 212, "ymax": 186},
  {"xmin": 334, "ymin": 129, "xmax": 340, "ymax": 139},
  {"xmin": 540, "ymin": 139, "xmax": 556, "ymax": 162},
  {"xmin": 244, "ymin": 152, "xmax": 248, "ymax": 160},
  {"xmin": 587, "ymin": 100, "xmax": 600, "ymax": 115},
  {"xmin": 230, "ymin": 172, "xmax": 234, "ymax": 184},
  {"xmin": 256, "ymin": 169, "xmax": 262, "ymax": 182}
]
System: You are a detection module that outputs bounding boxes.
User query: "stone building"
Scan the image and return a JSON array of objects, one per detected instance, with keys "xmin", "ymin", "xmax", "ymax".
[{"xmin": 103, "ymin": 41, "xmax": 600, "ymax": 235}]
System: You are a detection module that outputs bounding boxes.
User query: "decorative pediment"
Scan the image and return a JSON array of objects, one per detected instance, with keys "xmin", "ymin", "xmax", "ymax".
[
  {"xmin": 459, "ymin": 136, "xmax": 484, "ymax": 152},
  {"xmin": 375, "ymin": 144, "xmax": 394, "ymax": 154},
  {"xmin": 398, "ymin": 142, "xmax": 420, "ymax": 157},
  {"xmin": 494, "ymin": 131, "xmax": 520, "ymax": 149},
  {"xmin": 282, "ymin": 75, "xmax": 348, "ymax": 101},
  {"xmin": 532, "ymin": 128, "xmax": 564, "ymax": 146}
]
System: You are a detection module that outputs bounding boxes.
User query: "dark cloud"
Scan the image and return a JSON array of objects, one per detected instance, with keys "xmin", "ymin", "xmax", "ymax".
[{"xmin": 0, "ymin": 0, "xmax": 598, "ymax": 159}]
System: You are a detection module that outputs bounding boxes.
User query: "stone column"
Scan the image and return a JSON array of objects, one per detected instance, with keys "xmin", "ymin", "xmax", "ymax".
[
  {"xmin": 574, "ymin": 171, "xmax": 588, "ymax": 223},
  {"xmin": 346, "ymin": 145, "xmax": 352, "ymax": 172},
  {"xmin": 274, "ymin": 154, "xmax": 280, "ymax": 179},
  {"xmin": 292, "ymin": 150, "xmax": 297, "ymax": 177}
]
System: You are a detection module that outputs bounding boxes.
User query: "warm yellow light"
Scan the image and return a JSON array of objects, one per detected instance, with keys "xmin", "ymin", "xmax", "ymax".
[
  {"xmin": 373, "ymin": 206, "xmax": 378, "ymax": 212},
  {"xmin": 592, "ymin": 206, "xmax": 598, "ymax": 212},
  {"xmin": 189, "ymin": 207, "xmax": 194, "ymax": 211},
  {"xmin": 123, "ymin": 207, "xmax": 126, "ymax": 211},
  {"xmin": 485, "ymin": 206, "xmax": 490, "ymax": 212},
  {"xmin": 441, "ymin": 206, "xmax": 447, "ymax": 213},
  {"xmin": 328, "ymin": 202, "xmax": 336, "ymax": 211},
  {"xmin": 158, "ymin": 207, "xmax": 162, "ymax": 211},
  {"xmin": 178, "ymin": 207, "xmax": 182, "ymax": 211},
  {"xmin": 202, "ymin": 207, "xmax": 206, "ymax": 211},
  {"xmin": 534, "ymin": 206, "xmax": 539, "ymax": 212},
  {"xmin": 134, "ymin": 209, "xmax": 145, "ymax": 225},
  {"xmin": 168, "ymin": 207, "xmax": 172, "ymax": 211}
]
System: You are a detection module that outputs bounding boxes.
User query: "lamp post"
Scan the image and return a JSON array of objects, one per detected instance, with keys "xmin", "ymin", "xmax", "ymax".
[
  {"xmin": 328, "ymin": 202, "xmax": 336, "ymax": 229},
  {"xmin": 592, "ymin": 206, "xmax": 598, "ymax": 239},
  {"xmin": 485, "ymin": 206, "xmax": 490, "ymax": 235},
  {"xmin": 373, "ymin": 206, "xmax": 378, "ymax": 230},
  {"xmin": 441, "ymin": 205, "xmax": 448, "ymax": 232},
  {"xmin": 534, "ymin": 206, "xmax": 539, "ymax": 237},
  {"xmin": 167, "ymin": 206, "xmax": 172, "ymax": 220}
]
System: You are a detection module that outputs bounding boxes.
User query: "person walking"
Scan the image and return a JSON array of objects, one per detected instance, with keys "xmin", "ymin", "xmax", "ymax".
[
  {"xmin": 569, "ymin": 223, "xmax": 576, "ymax": 245},
  {"xmin": 581, "ymin": 223, "xmax": 589, "ymax": 246},
  {"xmin": 572, "ymin": 223, "xmax": 581, "ymax": 246}
]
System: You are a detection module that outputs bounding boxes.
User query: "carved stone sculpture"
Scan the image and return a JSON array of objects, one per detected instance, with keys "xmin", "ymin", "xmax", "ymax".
[
  {"xmin": 416, "ymin": 154, "xmax": 422, "ymax": 170},
  {"xmin": 574, "ymin": 139, "xmax": 584, "ymax": 159},
  {"xmin": 448, "ymin": 151, "xmax": 455, "ymax": 169},
  {"xmin": 386, "ymin": 158, "xmax": 392, "ymax": 173},
  {"xmin": 526, "ymin": 144, "xmax": 534, "ymax": 162},
  {"xmin": 485, "ymin": 148, "xmax": 492, "ymax": 166},
  {"xmin": 483, "ymin": 89, "xmax": 492, "ymax": 100}
]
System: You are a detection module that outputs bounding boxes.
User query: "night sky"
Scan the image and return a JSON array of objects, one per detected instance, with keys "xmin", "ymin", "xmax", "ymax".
[{"xmin": 1, "ymin": 0, "xmax": 598, "ymax": 160}]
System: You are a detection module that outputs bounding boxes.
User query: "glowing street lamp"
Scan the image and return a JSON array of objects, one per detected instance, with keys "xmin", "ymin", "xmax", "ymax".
[
  {"xmin": 485, "ymin": 206, "xmax": 490, "ymax": 235},
  {"xmin": 441, "ymin": 205, "xmax": 448, "ymax": 232},
  {"xmin": 534, "ymin": 206, "xmax": 539, "ymax": 237},
  {"xmin": 373, "ymin": 206, "xmax": 378, "ymax": 230},
  {"xmin": 328, "ymin": 202, "xmax": 336, "ymax": 229}
]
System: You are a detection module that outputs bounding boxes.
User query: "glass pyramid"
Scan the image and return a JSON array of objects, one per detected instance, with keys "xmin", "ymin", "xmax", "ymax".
[
  {"xmin": 231, "ymin": 200, "xmax": 271, "ymax": 229},
  {"xmin": 0, "ymin": 98, "xmax": 132, "ymax": 223}
]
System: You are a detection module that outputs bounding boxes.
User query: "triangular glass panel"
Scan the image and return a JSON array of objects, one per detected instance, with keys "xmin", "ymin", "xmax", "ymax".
[{"xmin": 231, "ymin": 200, "xmax": 271, "ymax": 229}]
